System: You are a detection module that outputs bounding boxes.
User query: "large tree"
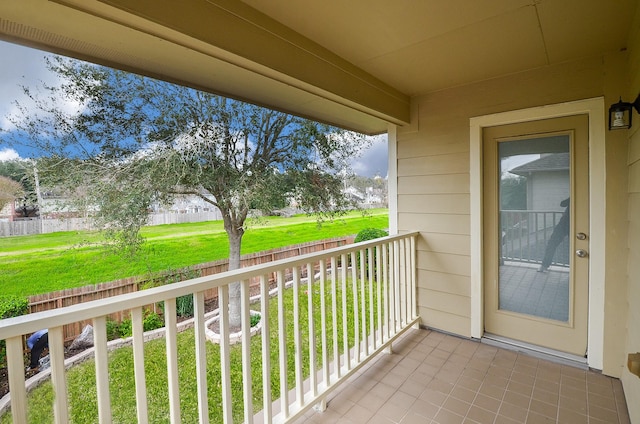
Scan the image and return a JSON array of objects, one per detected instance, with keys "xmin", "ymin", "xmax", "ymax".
[
  {"xmin": 3, "ymin": 56, "xmax": 367, "ymax": 326},
  {"xmin": 0, "ymin": 175, "xmax": 23, "ymax": 212},
  {"xmin": 0, "ymin": 160, "xmax": 37, "ymax": 210}
]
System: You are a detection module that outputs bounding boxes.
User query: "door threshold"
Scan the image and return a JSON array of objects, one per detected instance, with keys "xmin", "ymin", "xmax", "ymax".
[{"xmin": 482, "ymin": 334, "xmax": 588, "ymax": 370}]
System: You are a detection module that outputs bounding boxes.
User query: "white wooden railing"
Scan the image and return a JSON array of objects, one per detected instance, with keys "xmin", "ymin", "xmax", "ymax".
[{"xmin": 0, "ymin": 232, "xmax": 419, "ymax": 424}]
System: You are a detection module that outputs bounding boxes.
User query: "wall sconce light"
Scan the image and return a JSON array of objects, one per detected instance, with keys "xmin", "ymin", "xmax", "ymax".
[{"xmin": 609, "ymin": 94, "xmax": 640, "ymax": 130}]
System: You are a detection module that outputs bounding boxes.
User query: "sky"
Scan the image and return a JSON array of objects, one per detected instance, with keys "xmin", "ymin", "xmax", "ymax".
[{"xmin": 0, "ymin": 40, "xmax": 388, "ymax": 178}]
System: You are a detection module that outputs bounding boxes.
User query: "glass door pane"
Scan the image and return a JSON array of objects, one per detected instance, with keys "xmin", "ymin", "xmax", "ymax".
[{"xmin": 498, "ymin": 135, "xmax": 570, "ymax": 322}]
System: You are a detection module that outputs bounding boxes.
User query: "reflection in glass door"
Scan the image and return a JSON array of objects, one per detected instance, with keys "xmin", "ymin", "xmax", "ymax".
[{"xmin": 498, "ymin": 136, "xmax": 570, "ymax": 322}]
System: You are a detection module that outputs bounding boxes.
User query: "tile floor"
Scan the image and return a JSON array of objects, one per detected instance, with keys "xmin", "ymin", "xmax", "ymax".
[{"xmin": 295, "ymin": 329, "xmax": 630, "ymax": 424}]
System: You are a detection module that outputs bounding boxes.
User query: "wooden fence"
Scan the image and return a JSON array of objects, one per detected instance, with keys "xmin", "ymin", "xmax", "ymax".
[{"xmin": 27, "ymin": 236, "xmax": 354, "ymax": 343}]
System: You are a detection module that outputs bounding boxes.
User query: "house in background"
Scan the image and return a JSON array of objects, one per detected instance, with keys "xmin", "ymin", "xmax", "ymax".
[
  {"xmin": 1, "ymin": 1, "xmax": 640, "ymax": 422},
  {"xmin": 510, "ymin": 152, "xmax": 570, "ymax": 213}
]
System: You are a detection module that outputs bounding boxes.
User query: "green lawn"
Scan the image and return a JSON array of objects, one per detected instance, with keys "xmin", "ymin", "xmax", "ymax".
[{"xmin": 0, "ymin": 210, "xmax": 388, "ymax": 297}]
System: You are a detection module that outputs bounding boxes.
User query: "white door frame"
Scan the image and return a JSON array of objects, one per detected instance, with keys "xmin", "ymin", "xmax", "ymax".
[{"xmin": 469, "ymin": 97, "xmax": 606, "ymax": 370}]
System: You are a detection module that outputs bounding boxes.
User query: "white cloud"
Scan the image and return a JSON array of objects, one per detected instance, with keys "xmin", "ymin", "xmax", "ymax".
[
  {"xmin": 0, "ymin": 40, "xmax": 84, "ymax": 132},
  {"xmin": 0, "ymin": 148, "xmax": 20, "ymax": 161},
  {"xmin": 0, "ymin": 41, "xmax": 54, "ymax": 121},
  {"xmin": 350, "ymin": 134, "xmax": 388, "ymax": 177}
]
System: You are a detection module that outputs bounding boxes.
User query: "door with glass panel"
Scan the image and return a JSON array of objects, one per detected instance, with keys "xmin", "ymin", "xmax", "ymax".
[{"xmin": 483, "ymin": 115, "xmax": 589, "ymax": 356}]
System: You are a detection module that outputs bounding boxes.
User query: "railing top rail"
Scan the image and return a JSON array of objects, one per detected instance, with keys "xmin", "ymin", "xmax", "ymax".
[{"xmin": 0, "ymin": 232, "xmax": 418, "ymax": 339}]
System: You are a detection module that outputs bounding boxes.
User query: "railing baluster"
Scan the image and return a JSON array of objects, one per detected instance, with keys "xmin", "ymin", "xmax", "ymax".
[
  {"xmin": 393, "ymin": 240, "xmax": 401, "ymax": 333},
  {"xmin": 359, "ymin": 249, "xmax": 368, "ymax": 357},
  {"xmin": 403, "ymin": 237, "xmax": 410, "ymax": 325},
  {"xmin": 93, "ymin": 315, "xmax": 112, "ymax": 424},
  {"xmin": 368, "ymin": 246, "xmax": 375, "ymax": 350},
  {"xmin": 376, "ymin": 245, "xmax": 383, "ymax": 346},
  {"xmin": 260, "ymin": 275, "xmax": 272, "ymax": 424},
  {"xmin": 49, "ymin": 326, "xmax": 68, "ymax": 424},
  {"xmin": 351, "ymin": 251, "xmax": 360, "ymax": 362},
  {"xmin": 410, "ymin": 235, "xmax": 417, "ymax": 319},
  {"xmin": 319, "ymin": 260, "xmax": 330, "ymax": 386},
  {"xmin": 6, "ymin": 335, "xmax": 26, "ymax": 424},
  {"xmin": 241, "ymin": 279, "xmax": 253, "ymax": 424},
  {"xmin": 194, "ymin": 291, "xmax": 209, "ymax": 424},
  {"xmin": 330, "ymin": 256, "xmax": 340, "ymax": 380},
  {"xmin": 382, "ymin": 243, "xmax": 390, "ymax": 342},
  {"xmin": 277, "ymin": 270, "xmax": 289, "ymax": 419},
  {"xmin": 164, "ymin": 297, "xmax": 181, "ymax": 424},
  {"xmin": 307, "ymin": 263, "xmax": 317, "ymax": 398},
  {"xmin": 131, "ymin": 307, "xmax": 149, "ymax": 424},
  {"xmin": 398, "ymin": 239, "xmax": 405, "ymax": 326},
  {"xmin": 292, "ymin": 266, "xmax": 304, "ymax": 406},
  {"xmin": 341, "ymin": 253, "xmax": 350, "ymax": 371},
  {"xmin": 219, "ymin": 285, "xmax": 233, "ymax": 424}
]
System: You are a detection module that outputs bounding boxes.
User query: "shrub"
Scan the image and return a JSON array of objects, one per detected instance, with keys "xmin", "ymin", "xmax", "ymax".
[
  {"xmin": 250, "ymin": 313, "xmax": 261, "ymax": 328},
  {"xmin": 354, "ymin": 228, "xmax": 388, "ymax": 278},
  {"xmin": 176, "ymin": 294, "xmax": 194, "ymax": 318},
  {"xmin": 354, "ymin": 228, "xmax": 388, "ymax": 243},
  {"xmin": 106, "ymin": 318, "xmax": 121, "ymax": 341},
  {"xmin": 118, "ymin": 318, "xmax": 133, "ymax": 338},
  {"xmin": 143, "ymin": 311, "xmax": 164, "ymax": 332},
  {"xmin": 0, "ymin": 296, "xmax": 29, "ymax": 365},
  {"xmin": 0, "ymin": 296, "xmax": 29, "ymax": 319},
  {"xmin": 116, "ymin": 310, "xmax": 164, "ymax": 338},
  {"xmin": 142, "ymin": 268, "xmax": 201, "ymax": 318}
]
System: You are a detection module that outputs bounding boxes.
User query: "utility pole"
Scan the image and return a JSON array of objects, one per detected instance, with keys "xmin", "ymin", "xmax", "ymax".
[{"xmin": 32, "ymin": 160, "xmax": 44, "ymax": 233}]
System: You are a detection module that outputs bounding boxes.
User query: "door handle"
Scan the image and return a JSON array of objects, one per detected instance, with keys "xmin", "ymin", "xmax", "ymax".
[{"xmin": 576, "ymin": 249, "xmax": 588, "ymax": 258}]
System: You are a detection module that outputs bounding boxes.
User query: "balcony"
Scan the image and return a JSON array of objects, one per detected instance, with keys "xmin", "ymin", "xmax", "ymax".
[{"xmin": 0, "ymin": 231, "xmax": 631, "ymax": 423}]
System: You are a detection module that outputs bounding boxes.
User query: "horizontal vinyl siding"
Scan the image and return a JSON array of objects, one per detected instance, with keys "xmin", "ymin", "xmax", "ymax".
[
  {"xmin": 417, "ymin": 233, "xmax": 470, "ymax": 256},
  {"xmin": 398, "ymin": 194, "xmax": 469, "ymax": 215},
  {"xmin": 398, "ymin": 213, "xmax": 469, "ymax": 235},
  {"xmin": 398, "ymin": 174, "xmax": 469, "ymax": 195},
  {"xmin": 417, "ymin": 306, "xmax": 471, "ymax": 337},
  {"xmin": 397, "ymin": 138, "xmax": 468, "ymax": 159},
  {"xmin": 398, "ymin": 152, "xmax": 469, "ymax": 176},
  {"xmin": 417, "ymin": 251, "xmax": 469, "ymax": 277},
  {"xmin": 419, "ymin": 289, "xmax": 470, "ymax": 318},
  {"xmin": 417, "ymin": 270, "xmax": 470, "ymax": 297}
]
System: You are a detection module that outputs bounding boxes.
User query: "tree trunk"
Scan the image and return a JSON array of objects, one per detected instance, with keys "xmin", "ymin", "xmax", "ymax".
[{"xmin": 225, "ymin": 219, "xmax": 244, "ymax": 329}]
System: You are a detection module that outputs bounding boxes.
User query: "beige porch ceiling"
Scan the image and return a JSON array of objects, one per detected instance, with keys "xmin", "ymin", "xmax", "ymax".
[{"xmin": 0, "ymin": 0, "xmax": 636, "ymax": 134}]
